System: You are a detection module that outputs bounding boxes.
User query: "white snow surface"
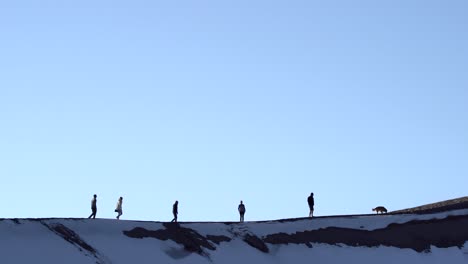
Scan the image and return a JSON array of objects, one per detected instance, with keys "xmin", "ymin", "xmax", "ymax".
[{"xmin": 0, "ymin": 209, "xmax": 467, "ymax": 264}]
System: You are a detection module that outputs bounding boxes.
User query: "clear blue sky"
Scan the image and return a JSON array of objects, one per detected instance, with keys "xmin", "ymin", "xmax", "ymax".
[{"xmin": 1, "ymin": 1, "xmax": 467, "ymax": 221}]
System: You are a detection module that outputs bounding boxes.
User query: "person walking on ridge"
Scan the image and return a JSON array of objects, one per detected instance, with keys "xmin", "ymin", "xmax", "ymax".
[
  {"xmin": 308, "ymin": 193, "xmax": 314, "ymax": 217},
  {"xmin": 238, "ymin": 200, "xmax": 246, "ymax": 223},
  {"xmin": 171, "ymin": 200, "xmax": 178, "ymax": 222},
  {"xmin": 88, "ymin": 194, "xmax": 97, "ymax": 219},
  {"xmin": 115, "ymin": 197, "xmax": 123, "ymax": 220}
]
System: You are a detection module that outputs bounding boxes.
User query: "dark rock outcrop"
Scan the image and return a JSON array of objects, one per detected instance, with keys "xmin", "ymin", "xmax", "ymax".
[
  {"xmin": 124, "ymin": 214, "xmax": 468, "ymax": 254},
  {"xmin": 244, "ymin": 234, "xmax": 269, "ymax": 253},
  {"xmin": 206, "ymin": 235, "xmax": 232, "ymax": 245},
  {"xmin": 263, "ymin": 214, "xmax": 468, "ymax": 252},
  {"xmin": 42, "ymin": 222, "xmax": 106, "ymax": 263},
  {"xmin": 392, "ymin": 196, "xmax": 468, "ymax": 215},
  {"xmin": 124, "ymin": 223, "xmax": 217, "ymax": 255}
]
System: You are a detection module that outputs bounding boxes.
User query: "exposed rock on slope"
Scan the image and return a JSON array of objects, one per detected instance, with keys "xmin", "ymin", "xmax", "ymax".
[
  {"xmin": 392, "ymin": 196, "xmax": 468, "ymax": 214},
  {"xmin": 121, "ymin": 211, "xmax": 468, "ymax": 255},
  {"xmin": 124, "ymin": 223, "xmax": 230, "ymax": 257},
  {"xmin": 42, "ymin": 222, "xmax": 108, "ymax": 264},
  {"xmin": 264, "ymin": 214, "xmax": 468, "ymax": 252}
]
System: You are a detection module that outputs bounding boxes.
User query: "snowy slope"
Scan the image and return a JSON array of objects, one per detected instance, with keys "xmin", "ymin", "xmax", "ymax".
[{"xmin": 1, "ymin": 210, "xmax": 468, "ymax": 264}]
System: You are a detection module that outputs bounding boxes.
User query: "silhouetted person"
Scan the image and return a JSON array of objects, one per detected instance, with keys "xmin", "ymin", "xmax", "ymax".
[
  {"xmin": 308, "ymin": 192, "xmax": 314, "ymax": 217},
  {"xmin": 171, "ymin": 200, "xmax": 178, "ymax": 222},
  {"xmin": 88, "ymin": 194, "xmax": 97, "ymax": 219},
  {"xmin": 115, "ymin": 197, "xmax": 123, "ymax": 220},
  {"xmin": 238, "ymin": 200, "xmax": 246, "ymax": 223}
]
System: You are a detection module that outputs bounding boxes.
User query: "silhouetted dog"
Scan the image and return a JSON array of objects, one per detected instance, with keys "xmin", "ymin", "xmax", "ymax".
[{"xmin": 372, "ymin": 206, "xmax": 388, "ymax": 214}]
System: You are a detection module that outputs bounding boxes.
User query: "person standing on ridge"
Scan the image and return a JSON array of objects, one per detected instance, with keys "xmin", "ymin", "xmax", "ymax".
[
  {"xmin": 115, "ymin": 197, "xmax": 123, "ymax": 220},
  {"xmin": 171, "ymin": 200, "xmax": 178, "ymax": 222},
  {"xmin": 308, "ymin": 193, "xmax": 315, "ymax": 217},
  {"xmin": 238, "ymin": 200, "xmax": 246, "ymax": 223},
  {"xmin": 88, "ymin": 194, "xmax": 97, "ymax": 219}
]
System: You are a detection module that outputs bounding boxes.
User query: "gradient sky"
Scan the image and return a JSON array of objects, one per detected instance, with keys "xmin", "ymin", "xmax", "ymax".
[{"xmin": 1, "ymin": 1, "xmax": 467, "ymax": 221}]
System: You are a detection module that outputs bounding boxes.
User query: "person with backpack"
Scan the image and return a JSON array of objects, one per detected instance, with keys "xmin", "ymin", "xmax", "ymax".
[
  {"xmin": 308, "ymin": 193, "xmax": 314, "ymax": 217},
  {"xmin": 88, "ymin": 194, "xmax": 97, "ymax": 219},
  {"xmin": 238, "ymin": 200, "xmax": 246, "ymax": 222},
  {"xmin": 115, "ymin": 197, "xmax": 123, "ymax": 220},
  {"xmin": 171, "ymin": 200, "xmax": 178, "ymax": 222}
]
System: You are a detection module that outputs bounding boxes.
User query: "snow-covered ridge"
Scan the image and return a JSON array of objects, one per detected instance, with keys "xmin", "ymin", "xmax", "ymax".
[{"xmin": 1, "ymin": 209, "xmax": 468, "ymax": 264}]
